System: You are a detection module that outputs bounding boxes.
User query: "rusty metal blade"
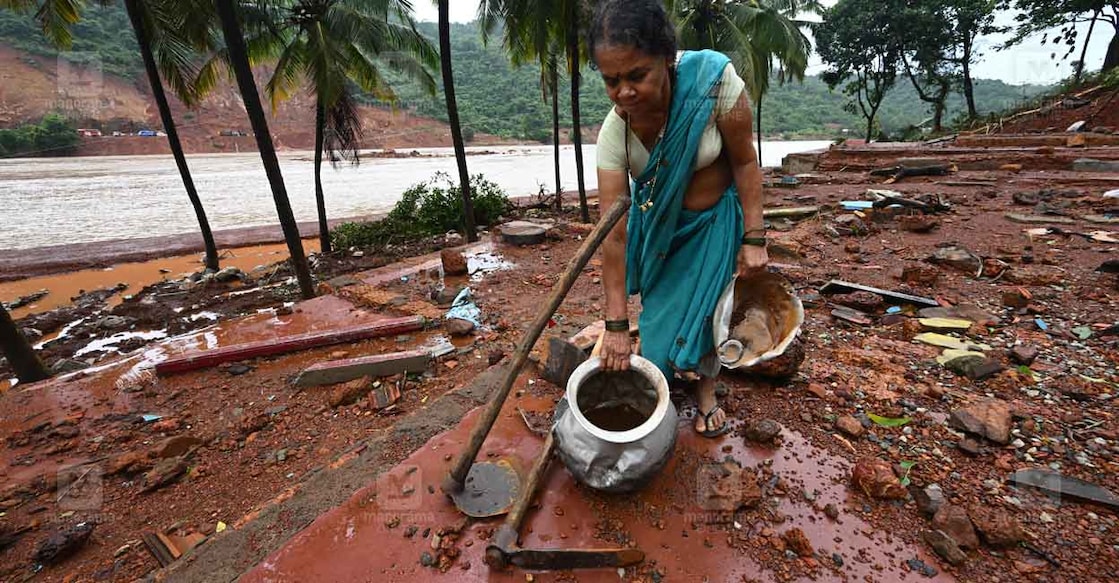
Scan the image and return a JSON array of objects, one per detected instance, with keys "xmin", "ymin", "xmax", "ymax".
[{"xmin": 506, "ymin": 547, "xmax": 645, "ymax": 570}]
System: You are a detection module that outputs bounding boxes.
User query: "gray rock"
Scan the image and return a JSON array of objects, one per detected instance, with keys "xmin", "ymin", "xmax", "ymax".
[
  {"xmin": 923, "ymin": 530, "xmax": 967, "ymax": 566},
  {"xmin": 214, "ymin": 267, "xmax": 245, "ymax": 283},
  {"xmin": 914, "ymin": 483, "xmax": 945, "ymax": 517}
]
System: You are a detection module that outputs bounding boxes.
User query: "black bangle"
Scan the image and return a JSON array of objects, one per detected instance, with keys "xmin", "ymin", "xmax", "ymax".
[
  {"xmin": 741, "ymin": 236, "xmax": 768, "ymax": 247},
  {"xmin": 604, "ymin": 319, "xmax": 629, "ymax": 332}
]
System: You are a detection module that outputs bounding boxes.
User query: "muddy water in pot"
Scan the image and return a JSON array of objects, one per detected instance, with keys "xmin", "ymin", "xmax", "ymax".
[{"xmin": 576, "ymin": 370, "xmax": 658, "ymax": 432}]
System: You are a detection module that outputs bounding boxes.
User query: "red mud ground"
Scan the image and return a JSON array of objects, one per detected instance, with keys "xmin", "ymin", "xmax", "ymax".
[{"xmin": 1, "ymin": 149, "xmax": 1118, "ymax": 582}]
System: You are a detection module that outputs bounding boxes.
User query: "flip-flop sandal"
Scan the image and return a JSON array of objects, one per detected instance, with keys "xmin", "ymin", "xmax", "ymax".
[{"xmin": 697, "ymin": 405, "xmax": 731, "ymax": 438}]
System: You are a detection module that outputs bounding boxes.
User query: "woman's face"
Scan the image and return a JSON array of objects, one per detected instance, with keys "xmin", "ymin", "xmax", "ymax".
[{"xmin": 594, "ymin": 44, "xmax": 672, "ymax": 117}]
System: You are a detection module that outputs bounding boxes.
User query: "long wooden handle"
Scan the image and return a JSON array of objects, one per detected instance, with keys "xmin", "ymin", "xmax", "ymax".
[
  {"xmin": 443, "ymin": 194, "xmax": 631, "ymax": 495},
  {"xmin": 486, "ymin": 431, "xmax": 557, "ymax": 567}
]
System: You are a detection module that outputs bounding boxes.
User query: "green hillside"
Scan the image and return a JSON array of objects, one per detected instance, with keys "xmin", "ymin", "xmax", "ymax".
[{"xmin": 0, "ymin": 6, "xmax": 1049, "ymax": 140}]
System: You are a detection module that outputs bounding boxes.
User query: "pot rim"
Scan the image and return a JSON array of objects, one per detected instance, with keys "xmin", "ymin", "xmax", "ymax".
[{"xmin": 565, "ymin": 354, "xmax": 670, "ymax": 444}]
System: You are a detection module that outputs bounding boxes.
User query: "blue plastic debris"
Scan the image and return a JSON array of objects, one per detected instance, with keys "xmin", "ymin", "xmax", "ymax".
[
  {"xmin": 140, "ymin": 414, "xmax": 163, "ymax": 423},
  {"xmin": 840, "ymin": 201, "xmax": 875, "ymax": 211},
  {"xmin": 1035, "ymin": 318, "xmax": 1049, "ymax": 331},
  {"xmin": 887, "ymin": 306, "xmax": 902, "ymax": 314},
  {"xmin": 446, "ymin": 287, "xmax": 481, "ymax": 327}
]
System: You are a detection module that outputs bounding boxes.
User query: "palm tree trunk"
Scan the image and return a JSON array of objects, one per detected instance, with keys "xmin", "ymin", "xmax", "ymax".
[
  {"xmin": 439, "ymin": 0, "xmax": 477, "ymax": 243},
  {"xmin": 215, "ymin": 0, "xmax": 315, "ymax": 300},
  {"xmin": 314, "ymin": 98, "xmax": 331, "ymax": 253},
  {"xmin": 1076, "ymin": 9, "xmax": 1101, "ymax": 84},
  {"xmin": 1106, "ymin": 25, "xmax": 1119, "ymax": 71},
  {"xmin": 961, "ymin": 34, "xmax": 977, "ymax": 118},
  {"xmin": 124, "ymin": 0, "xmax": 219, "ymax": 272},
  {"xmin": 551, "ymin": 59, "xmax": 561, "ymax": 212},
  {"xmin": 755, "ymin": 95, "xmax": 763, "ymax": 167},
  {"xmin": 566, "ymin": 3, "xmax": 589, "ymax": 223},
  {"xmin": 0, "ymin": 304, "xmax": 50, "ymax": 384}
]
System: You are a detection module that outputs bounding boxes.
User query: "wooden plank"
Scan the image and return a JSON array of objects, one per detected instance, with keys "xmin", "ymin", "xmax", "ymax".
[
  {"xmin": 819, "ymin": 280, "xmax": 939, "ymax": 308},
  {"xmin": 294, "ymin": 350, "xmax": 431, "ymax": 387},
  {"xmin": 155, "ymin": 317, "xmax": 425, "ymax": 376}
]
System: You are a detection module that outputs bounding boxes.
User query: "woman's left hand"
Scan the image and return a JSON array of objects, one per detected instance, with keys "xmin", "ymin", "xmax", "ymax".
[{"xmin": 736, "ymin": 244, "xmax": 769, "ymax": 276}]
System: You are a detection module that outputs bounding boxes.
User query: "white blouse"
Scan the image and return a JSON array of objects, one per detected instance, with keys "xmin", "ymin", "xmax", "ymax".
[{"xmin": 595, "ymin": 61, "xmax": 747, "ymax": 178}]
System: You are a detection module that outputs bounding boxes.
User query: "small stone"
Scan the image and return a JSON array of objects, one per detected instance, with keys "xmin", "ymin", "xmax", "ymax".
[
  {"xmin": 850, "ymin": 458, "xmax": 907, "ymax": 500},
  {"xmin": 898, "ymin": 214, "xmax": 940, "ymax": 233},
  {"xmin": 914, "ymin": 483, "xmax": 945, "ymax": 517},
  {"xmin": 782, "ymin": 528, "xmax": 814, "ymax": 557},
  {"xmin": 958, "ymin": 437, "xmax": 983, "ymax": 456},
  {"xmin": 970, "ymin": 507, "xmax": 1026, "ymax": 547},
  {"xmin": 901, "ymin": 264, "xmax": 940, "ymax": 286},
  {"xmin": 743, "ymin": 419, "xmax": 782, "ymax": 444},
  {"xmin": 923, "ymin": 530, "xmax": 966, "ymax": 566},
  {"xmin": 824, "ymin": 503, "xmax": 840, "ymax": 520},
  {"xmin": 227, "ymin": 363, "xmax": 251, "ymax": 376},
  {"xmin": 440, "ymin": 249, "xmax": 468, "ymax": 276},
  {"xmin": 444, "ymin": 318, "xmax": 475, "ymax": 337},
  {"xmin": 931, "ymin": 505, "xmax": 979, "ymax": 549},
  {"xmin": 950, "ymin": 399, "xmax": 1012, "ymax": 444},
  {"xmin": 836, "ymin": 415, "xmax": 864, "ymax": 438},
  {"xmin": 420, "ymin": 551, "xmax": 435, "ymax": 567},
  {"xmin": 1009, "ymin": 345, "xmax": 1039, "ymax": 365},
  {"xmin": 906, "ymin": 558, "xmax": 938, "ymax": 578}
]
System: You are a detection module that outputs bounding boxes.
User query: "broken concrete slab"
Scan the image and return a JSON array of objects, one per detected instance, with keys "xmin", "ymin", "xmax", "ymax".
[
  {"xmin": 819, "ymin": 280, "xmax": 939, "ymax": 308},
  {"xmin": 294, "ymin": 350, "xmax": 430, "ymax": 388},
  {"xmin": 1006, "ymin": 469, "xmax": 1119, "ymax": 511},
  {"xmin": 1072, "ymin": 158, "xmax": 1119, "ymax": 173},
  {"xmin": 1005, "ymin": 213, "xmax": 1078, "ymax": 225},
  {"xmin": 157, "ymin": 317, "xmax": 425, "ymax": 376},
  {"xmin": 498, "ymin": 221, "xmax": 549, "ymax": 246}
]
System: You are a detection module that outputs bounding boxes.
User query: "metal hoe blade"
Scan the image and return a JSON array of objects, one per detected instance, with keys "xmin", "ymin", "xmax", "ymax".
[{"xmin": 447, "ymin": 460, "xmax": 521, "ymax": 518}]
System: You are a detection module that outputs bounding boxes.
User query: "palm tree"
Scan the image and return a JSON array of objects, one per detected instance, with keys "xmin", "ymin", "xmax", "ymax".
[
  {"xmin": 4, "ymin": 0, "xmax": 223, "ymax": 271},
  {"xmin": 0, "ymin": 304, "xmax": 50, "ymax": 384},
  {"xmin": 256, "ymin": 0, "xmax": 439, "ymax": 253},
  {"xmin": 123, "ymin": 0, "xmax": 221, "ymax": 271},
  {"xmin": 438, "ymin": 0, "xmax": 477, "ymax": 242},
  {"xmin": 479, "ymin": 1, "xmax": 571, "ymax": 214},
  {"xmin": 669, "ymin": 0, "xmax": 813, "ymax": 164},
  {"xmin": 562, "ymin": 0, "xmax": 589, "ymax": 223},
  {"xmin": 214, "ymin": 0, "xmax": 316, "ymax": 299}
]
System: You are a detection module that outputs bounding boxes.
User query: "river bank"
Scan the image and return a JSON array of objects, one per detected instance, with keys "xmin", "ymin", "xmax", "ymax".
[{"xmin": 0, "ymin": 133, "xmax": 1117, "ymax": 582}]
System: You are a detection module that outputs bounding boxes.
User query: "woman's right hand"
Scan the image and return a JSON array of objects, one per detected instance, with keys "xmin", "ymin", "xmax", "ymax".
[{"xmin": 600, "ymin": 330, "xmax": 632, "ymax": 371}]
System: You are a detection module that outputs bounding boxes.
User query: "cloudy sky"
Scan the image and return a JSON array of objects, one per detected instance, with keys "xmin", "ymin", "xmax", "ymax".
[{"xmin": 410, "ymin": 2, "xmax": 1111, "ymax": 86}]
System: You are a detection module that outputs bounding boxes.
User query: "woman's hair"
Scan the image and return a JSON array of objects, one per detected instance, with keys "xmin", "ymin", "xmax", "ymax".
[{"xmin": 587, "ymin": 0, "xmax": 677, "ymax": 65}]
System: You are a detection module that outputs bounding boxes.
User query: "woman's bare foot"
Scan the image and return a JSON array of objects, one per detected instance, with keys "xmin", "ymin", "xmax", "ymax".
[{"xmin": 694, "ymin": 376, "xmax": 728, "ymax": 436}]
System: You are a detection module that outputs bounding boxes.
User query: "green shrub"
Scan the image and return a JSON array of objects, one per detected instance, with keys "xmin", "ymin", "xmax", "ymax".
[{"xmin": 331, "ymin": 172, "xmax": 511, "ymax": 250}]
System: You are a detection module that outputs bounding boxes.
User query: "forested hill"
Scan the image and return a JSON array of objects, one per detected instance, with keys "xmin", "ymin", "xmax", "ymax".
[{"xmin": 0, "ymin": 5, "xmax": 1049, "ymax": 140}]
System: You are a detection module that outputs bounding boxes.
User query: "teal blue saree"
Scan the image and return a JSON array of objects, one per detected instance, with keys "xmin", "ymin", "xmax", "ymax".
[{"xmin": 626, "ymin": 49, "xmax": 744, "ymax": 380}]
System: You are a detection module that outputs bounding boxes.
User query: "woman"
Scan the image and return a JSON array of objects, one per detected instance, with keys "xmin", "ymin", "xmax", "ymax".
[{"xmin": 590, "ymin": 0, "xmax": 768, "ymax": 437}]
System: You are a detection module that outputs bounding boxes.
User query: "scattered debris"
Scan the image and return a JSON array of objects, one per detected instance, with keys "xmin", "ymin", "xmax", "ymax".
[
  {"xmin": 143, "ymin": 529, "xmax": 208, "ymax": 566},
  {"xmin": 928, "ymin": 246, "xmax": 982, "ymax": 277},
  {"xmin": 294, "ymin": 350, "xmax": 431, "ymax": 387},
  {"xmin": 34, "ymin": 522, "xmax": 94, "ymax": 565},
  {"xmin": 819, "ymin": 280, "xmax": 939, "ymax": 308},
  {"xmin": 697, "ymin": 460, "xmax": 762, "ymax": 513},
  {"xmin": 923, "ymin": 530, "xmax": 967, "ymax": 566},
  {"xmin": 156, "ymin": 318, "xmax": 425, "ymax": 376}
]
